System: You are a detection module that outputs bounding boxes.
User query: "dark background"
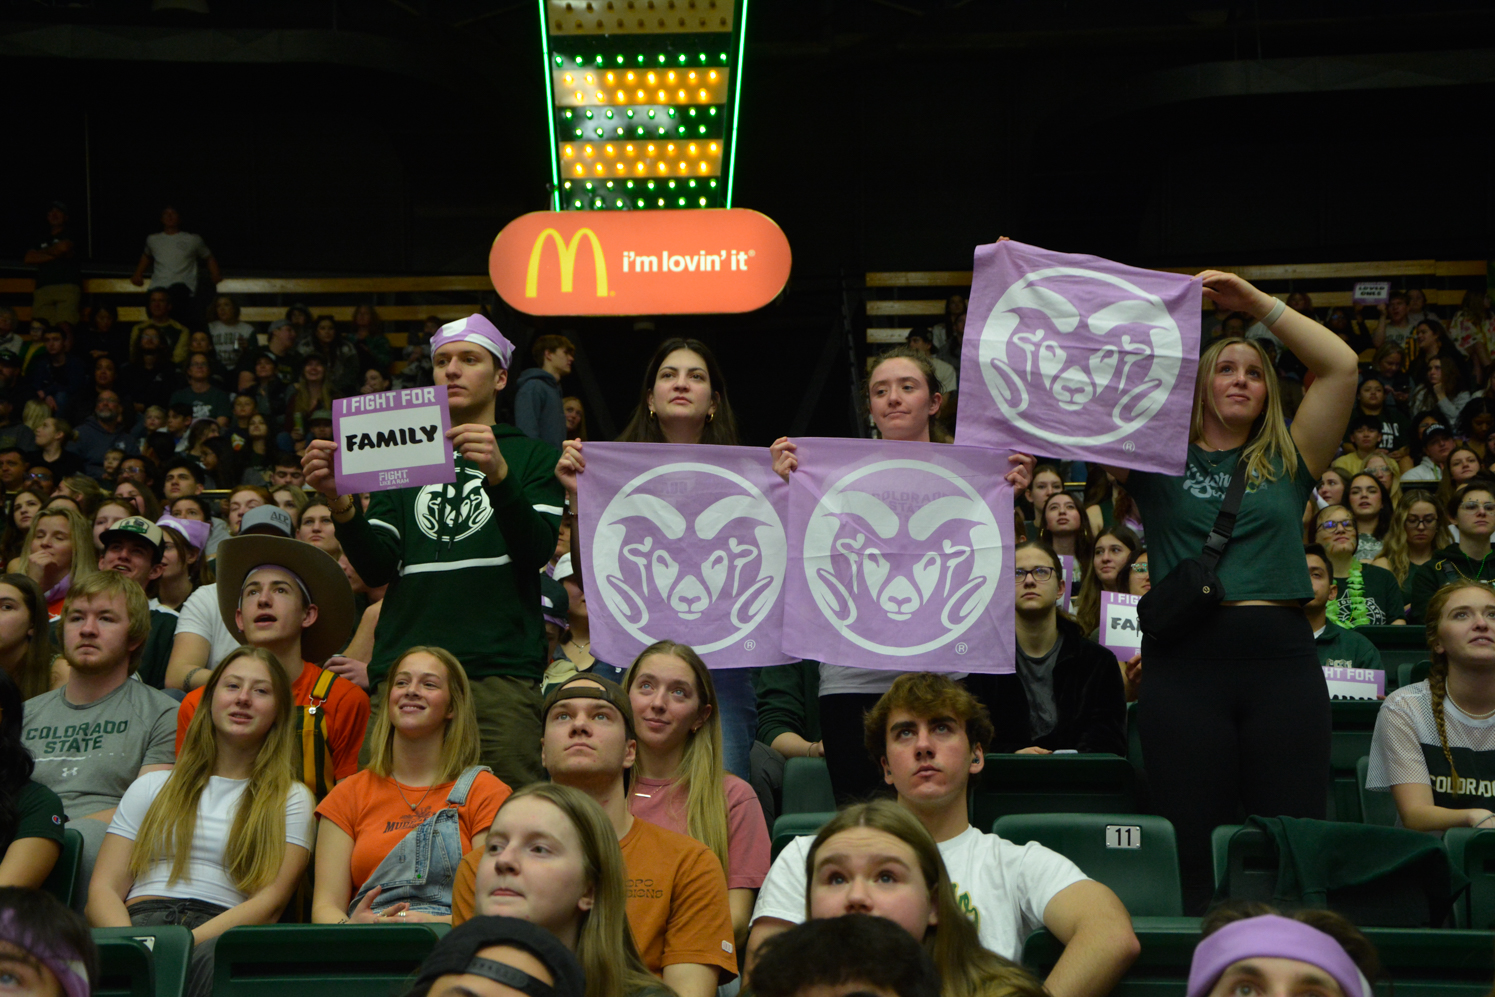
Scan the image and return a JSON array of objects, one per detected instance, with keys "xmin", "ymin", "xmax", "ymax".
[{"xmin": 5, "ymin": 0, "xmax": 1495, "ymax": 441}]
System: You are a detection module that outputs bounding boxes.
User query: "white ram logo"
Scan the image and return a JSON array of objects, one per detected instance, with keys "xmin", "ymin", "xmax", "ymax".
[
  {"xmin": 592, "ymin": 464, "xmax": 786, "ymax": 654},
  {"xmin": 803, "ymin": 459, "xmax": 1003, "ymax": 657},
  {"xmin": 413, "ymin": 467, "xmax": 493, "ymax": 542},
  {"xmin": 977, "ymin": 267, "xmax": 1183, "ymax": 447}
]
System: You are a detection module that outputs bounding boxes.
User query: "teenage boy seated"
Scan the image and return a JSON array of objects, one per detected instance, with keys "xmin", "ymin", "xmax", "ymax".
[
  {"xmin": 1331, "ymin": 413, "xmax": 1383, "ymax": 477},
  {"xmin": 174, "ymin": 529, "xmax": 370, "ymax": 799},
  {"xmin": 751, "ymin": 914, "xmax": 940, "ymax": 997},
  {"xmin": 746, "ymin": 672, "xmax": 1139, "ymax": 997},
  {"xmin": 96, "ymin": 516, "xmax": 178, "ymax": 689},
  {"xmin": 992, "ymin": 540, "xmax": 1127, "ymax": 755},
  {"xmin": 22, "ymin": 570, "xmax": 176, "ymax": 890},
  {"xmin": 451, "ymin": 674, "xmax": 736, "ymax": 997},
  {"xmin": 1304, "ymin": 544, "xmax": 1384, "ymax": 674}
]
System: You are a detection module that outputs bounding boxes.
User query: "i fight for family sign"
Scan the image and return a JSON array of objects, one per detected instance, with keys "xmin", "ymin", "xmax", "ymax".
[{"xmin": 333, "ymin": 386, "xmax": 455, "ymax": 494}]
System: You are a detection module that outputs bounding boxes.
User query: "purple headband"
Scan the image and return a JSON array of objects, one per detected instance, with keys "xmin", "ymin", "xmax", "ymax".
[
  {"xmin": 0, "ymin": 909, "xmax": 90, "ymax": 997},
  {"xmin": 1188, "ymin": 916, "xmax": 1370, "ymax": 997},
  {"xmin": 430, "ymin": 314, "xmax": 514, "ymax": 369},
  {"xmin": 157, "ymin": 514, "xmax": 209, "ymax": 553}
]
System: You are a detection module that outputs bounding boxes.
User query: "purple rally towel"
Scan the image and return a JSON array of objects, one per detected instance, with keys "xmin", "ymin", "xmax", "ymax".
[
  {"xmin": 957, "ymin": 239, "xmax": 1202, "ymax": 475},
  {"xmin": 578, "ymin": 441, "xmax": 791, "ymax": 667},
  {"xmin": 783, "ymin": 437, "xmax": 1015, "ymax": 674}
]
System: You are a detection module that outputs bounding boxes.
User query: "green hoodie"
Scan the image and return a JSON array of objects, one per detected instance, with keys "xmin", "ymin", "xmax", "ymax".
[{"xmin": 337, "ymin": 424, "xmax": 564, "ymax": 686}]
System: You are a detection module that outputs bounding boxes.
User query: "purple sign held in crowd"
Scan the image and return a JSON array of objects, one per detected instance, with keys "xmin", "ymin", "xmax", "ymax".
[
  {"xmin": 957, "ymin": 239, "xmax": 1202, "ymax": 476},
  {"xmin": 578, "ymin": 442, "xmax": 792, "ymax": 668},
  {"xmin": 333, "ymin": 386, "xmax": 455, "ymax": 495},
  {"xmin": 1099, "ymin": 590, "xmax": 1142, "ymax": 659},
  {"xmin": 783, "ymin": 438, "xmax": 1015, "ymax": 674}
]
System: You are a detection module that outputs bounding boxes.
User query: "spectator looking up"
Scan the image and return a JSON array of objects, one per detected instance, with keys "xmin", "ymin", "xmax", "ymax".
[
  {"xmin": 1303, "ymin": 543, "xmax": 1384, "ymax": 675},
  {"xmin": 750, "ymin": 915, "xmax": 942, "ymax": 997},
  {"xmin": 1407, "ymin": 482, "xmax": 1495, "ymax": 623}
]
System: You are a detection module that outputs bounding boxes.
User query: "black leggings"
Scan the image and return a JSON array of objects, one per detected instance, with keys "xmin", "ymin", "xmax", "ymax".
[{"xmin": 1138, "ymin": 606, "xmax": 1330, "ymax": 914}]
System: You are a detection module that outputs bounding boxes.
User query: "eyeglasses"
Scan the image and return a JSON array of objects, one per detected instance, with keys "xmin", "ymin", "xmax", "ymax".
[
  {"xmin": 1461, "ymin": 502, "xmax": 1495, "ymax": 513},
  {"xmin": 1130, "ymin": 563, "xmax": 1150, "ymax": 574},
  {"xmin": 1013, "ymin": 566, "xmax": 1056, "ymax": 582},
  {"xmin": 1316, "ymin": 519, "xmax": 1354, "ymax": 532},
  {"xmin": 1405, "ymin": 515, "xmax": 1438, "ymax": 528}
]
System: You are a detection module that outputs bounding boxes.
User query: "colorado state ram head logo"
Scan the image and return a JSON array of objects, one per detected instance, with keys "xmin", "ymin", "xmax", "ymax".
[
  {"xmin": 803, "ymin": 459, "xmax": 1002, "ymax": 657},
  {"xmin": 592, "ymin": 463, "xmax": 786, "ymax": 654},
  {"xmin": 977, "ymin": 267, "xmax": 1183, "ymax": 446}
]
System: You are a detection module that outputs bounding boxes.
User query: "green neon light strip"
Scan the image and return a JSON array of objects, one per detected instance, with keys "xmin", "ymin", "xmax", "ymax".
[
  {"xmin": 538, "ymin": 2, "xmax": 559, "ymax": 210},
  {"xmin": 725, "ymin": 0, "xmax": 748, "ymax": 208}
]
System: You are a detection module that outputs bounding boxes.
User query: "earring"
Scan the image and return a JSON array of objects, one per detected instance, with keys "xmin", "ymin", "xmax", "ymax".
[
  {"xmin": 707, "ymin": 411, "xmax": 715, "ymax": 424},
  {"xmin": 648, "ymin": 409, "xmax": 656, "ymax": 419}
]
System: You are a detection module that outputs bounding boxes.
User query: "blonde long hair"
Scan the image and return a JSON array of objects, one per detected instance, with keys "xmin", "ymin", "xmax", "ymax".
[
  {"xmin": 1422, "ymin": 580, "xmax": 1495, "ymax": 796},
  {"xmin": 1381, "ymin": 493, "xmax": 1451, "ymax": 586},
  {"xmin": 499, "ymin": 784, "xmax": 668, "ymax": 997},
  {"xmin": 130, "ymin": 647, "xmax": 296, "ymax": 892},
  {"xmin": 18, "ymin": 506, "xmax": 96, "ymax": 583},
  {"xmin": 806, "ymin": 801, "xmax": 1042, "ymax": 997},
  {"xmin": 1192, "ymin": 337, "xmax": 1300, "ymax": 484},
  {"xmin": 622, "ymin": 641, "xmax": 729, "ymax": 876},
  {"xmin": 366, "ymin": 646, "xmax": 481, "ymax": 785}
]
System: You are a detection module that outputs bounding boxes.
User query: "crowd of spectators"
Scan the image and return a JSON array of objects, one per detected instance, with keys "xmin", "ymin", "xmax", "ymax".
[{"xmin": 4, "ymin": 203, "xmax": 1495, "ymax": 997}]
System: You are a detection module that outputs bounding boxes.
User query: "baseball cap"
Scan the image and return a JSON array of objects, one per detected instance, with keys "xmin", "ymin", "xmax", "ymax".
[
  {"xmin": 1424, "ymin": 422, "xmax": 1454, "ymax": 441},
  {"xmin": 410, "ymin": 917, "xmax": 585, "ymax": 997},
  {"xmin": 308, "ymin": 409, "xmax": 333, "ymax": 425},
  {"xmin": 431, "ymin": 314, "xmax": 515, "ymax": 369},
  {"xmin": 0, "ymin": 352, "xmax": 20, "ymax": 368},
  {"xmin": 541, "ymin": 673, "xmax": 635, "ymax": 740},
  {"xmin": 540, "ymin": 573, "xmax": 569, "ymax": 629},
  {"xmin": 238, "ymin": 505, "xmax": 294, "ymax": 537},
  {"xmin": 100, "ymin": 516, "xmax": 165, "ymax": 563}
]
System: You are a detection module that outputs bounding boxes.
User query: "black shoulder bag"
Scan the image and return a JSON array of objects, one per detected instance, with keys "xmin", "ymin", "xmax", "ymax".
[{"xmin": 1136, "ymin": 451, "xmax": 1249, "ymax": 644}]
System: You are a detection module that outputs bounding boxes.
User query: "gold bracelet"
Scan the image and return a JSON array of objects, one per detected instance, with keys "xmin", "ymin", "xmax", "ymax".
[{"xmin": 330, "ymin": 495, "xmax": 355, "ymax": 516}]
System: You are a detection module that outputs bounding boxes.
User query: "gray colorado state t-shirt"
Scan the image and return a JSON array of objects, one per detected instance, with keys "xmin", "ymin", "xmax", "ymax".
[{"xmin": 22, "ymin": 679, "xmax": 177, "ymax": 820}]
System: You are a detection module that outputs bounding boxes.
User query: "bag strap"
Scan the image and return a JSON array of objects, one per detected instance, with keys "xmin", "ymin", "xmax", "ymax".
[{"xmin": 1199, "ymin": 451, "xmax": 1251, "ymax": 570}]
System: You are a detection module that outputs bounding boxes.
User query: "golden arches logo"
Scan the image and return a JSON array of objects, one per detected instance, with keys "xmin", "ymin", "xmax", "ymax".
[{"xmin": 525, "ymin": 228, "xmax": 608, "ymax": 298}]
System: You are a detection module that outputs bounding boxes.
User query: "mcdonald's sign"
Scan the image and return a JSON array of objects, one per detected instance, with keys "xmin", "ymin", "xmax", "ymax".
[{"xmin": 490, "ymin": 209, "xmax": 791, "ymax": 316}]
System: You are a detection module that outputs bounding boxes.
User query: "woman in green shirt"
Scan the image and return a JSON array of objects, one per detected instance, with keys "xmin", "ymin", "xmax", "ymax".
[
  {"xmin": 0, "ymin": 670, "xmax": 64, "ymax": 888},
  {"xmin": 1114, "ymin": 271, "xmax": 1359, "ymax": 913}
]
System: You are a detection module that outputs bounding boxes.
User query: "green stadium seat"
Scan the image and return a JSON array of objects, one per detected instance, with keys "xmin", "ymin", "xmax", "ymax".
[
  {"xmin": 1023, "ymin": 920, "xmax": 1495, "ymax": 997},
  {"xmin": 993, "ymin": 813, "xmax": 1181, "ymax": 916},
  {"xmin": 971, "ymin": 754, "xmax": 1137, "ymax": 832},
  {"xmin": 771, "ymin": 811, "xmax": 834, "ymax": 861},
  {"xmin": 1357, "ymin": 756, "xmax": 1400, "ymax": 827},
  {"xmin": 781, "ymin": 756, "xmax": 835, "ymax": 815},
  {"xmin": 93, "ymin": 926, "xmax": 193, "ymax": 997},
  {"xmin": 1442, "ymin": 828, "xmax": 1495, "ymax": 929},
  {"xmin": 41, "ymin": 828, "xmax": 82, "ymax": 908},
  {"xmin": 212, "ymin": 924, "xmax": 447, "ymax": 997},
  {"xmin": 1399, "ymin": 661, "xmax": 1432, "ymax": 689},
  {"xmin": 1330, "ymin": 701, "xmax": 1381, "ymax": 822},
  {"xmin": 1357, "ymin": 626, "xmax": 1427, "ymax": 683}
]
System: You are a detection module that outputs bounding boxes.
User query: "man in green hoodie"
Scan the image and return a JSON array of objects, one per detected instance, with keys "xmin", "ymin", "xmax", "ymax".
[{"xmin": 302, "ymin": 313, "xmax": 564, "ymax": 787}]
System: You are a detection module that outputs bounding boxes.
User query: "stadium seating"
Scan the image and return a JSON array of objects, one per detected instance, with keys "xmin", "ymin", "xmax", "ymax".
[
  {"xmin": 1399, "ymin": 661, "xmax": 1433, "ymax": 689},
  {"xmin": 1357, "ymin": 756, "xmax": 1400, "ymax": 827},
  {"xmin": 211, "ymin": 924, "xmax": 449, "ymax": 997},
  {"xmin": 771, "ymin": 811, "xmax": 834, "ymax": 861},
  {"xmin": 1443, "ymin": 828, "xmax": 1495, "ymax": 929},
  {"xmin": 992, "ymin": 813, "xmax": 1182, "ymax": 916},
  {"xmin": 40, "ymin": 827, "xmax": 82, "ymax": 909},
  {"xmin": 780, "ymin": 756, "xmax": 836, "ymax": 816},
  {"xmin": 970, "ymin": 754, "xmax": 1138, "ymax": 832},
  {"xmin": 1330, "ymin": 700, "xmax": 1382, "ymax": 822},
  {"xmin": 93, "ymin": 926, "xmax": 192, "ymax": 997}
]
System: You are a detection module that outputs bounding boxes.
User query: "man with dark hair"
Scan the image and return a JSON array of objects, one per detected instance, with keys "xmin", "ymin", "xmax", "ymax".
[
  {"xmin": 996, "ymin": 540, "xmax": 1127, "ymax": 755},
  {"xmin": 1349, "ymin": 374, "xmax": 1410, "ymax": 458},
  {"xmin": 25, "ymin": 202, "xmax": 82, "ymax": 327},
  {"xmin": 161, "ymin": 456, "xmax": 205, "ymax": 500},
  {"xmin": 270, "ymin": 453, "xmax": 303, "ymax": 489},
  {"xmin": 169, "ymin": 352, "xmax": 231, "ymax": 427},
  {"xmin": 1304, "ymin": 544, "xmax": 1383, "ymax": 674},
  {"xmin": 303, "ymin": 314, "xmax": 564, "ymax": 788},
  {"xmin": 1332, "ymin": 412, "xmax": 1384, "ymax": 477},
  {"xmin": 127, "ymin": 288, "xmax": 191, "ymax": 364},
  {"xmin": 906, "ymin": 327, "xmax": 957, "ymax": 395},
  {"xmin": 750, "ymin": 915, "xmax": 941, "ymax": 997},
  {"xmin": 451, "ymin": 673, "xmax": 736, "ymax": 997},
  {"xmin": 28, "ymin": 326, "xmax": 84, "ymax": 414},
  {"xmin": 69, "ymin": 389, "xmax": 139, "ymax": 477},
  {"xmin": 748, "ymin": 671, "xmax": 1138, "ymax": 997},
  {"xmin": 1376, "ymin": 290, "xmax": 1415, "ymax": 347},
  {"xmin": 130, "ymin": 205, "xmax": 220, "ymax": 344},
  {"xmin": 514, "ymin": 333, "xmax": 574, "ymax": 450},
  {"xmin": 0, "ymin": 448, "xmax": 27, "ymax": 493},
  {"xmin": 165, "ymin": 402, "xmax": 193, "ymax": 451}
]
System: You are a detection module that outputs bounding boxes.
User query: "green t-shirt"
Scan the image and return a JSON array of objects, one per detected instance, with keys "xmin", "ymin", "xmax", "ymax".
[
  {"xmin": 8, "ymin": 780, "xmax": 66, "ymax": 850},
  {"xmin": 1314, "ymin": 620, "xmax": 1384, "ymax": 673},
  {"xmin": 1127, "ymin": 443, "xmax": 1318, "ymax": 602},
  {"xmin": 1331, "ymin": 563, "xmax": 1406, "ymax": 627}
]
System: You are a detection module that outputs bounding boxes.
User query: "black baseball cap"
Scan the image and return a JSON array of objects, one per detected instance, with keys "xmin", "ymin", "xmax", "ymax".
[{"xmin": 410, "ymin": 917, "xmax": 585, "ymax": 997}]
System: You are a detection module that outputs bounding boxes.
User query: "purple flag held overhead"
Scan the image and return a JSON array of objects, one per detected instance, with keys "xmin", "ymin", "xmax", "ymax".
[
  {"xmin": 783, "ymin": 438, "xmax": 1015, "ymax": 674},
  {"xmin": 957, "ymin": 239, "xmax": 1202, "ymax": 476},
  {"xmin": 578, "ymin": 442, "xmax": 791, "ymax": 669}
]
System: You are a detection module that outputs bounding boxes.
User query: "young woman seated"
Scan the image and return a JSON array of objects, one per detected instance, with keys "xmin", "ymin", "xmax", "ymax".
[
  {"xmin": 472, "ymin": 783, "xmax": 668, "ymax": 997},
  {"xmin": 18, "ymin": 506, "xmax": 96, "ymax": 620},
  {"xmin": 1188, "ymin": 903, "xmax": 1381, "ymax": 997},
  {"xmin": 1369, "ymin": 579, "xmax": 1495, "ymax": 831},
  {"xmin": 313, "ymin": 646, "xmax": 511, "ymax": 924},
  {"xmin": 805, "ymin": 800, "xmax": 1046, "ymax": 997},
  {"xmin": 0, "ymin": 574, "xmax": 61, "ymax": 700},
  {"xmin": 623, "ymin": 640, "xmax": 771, "ymax": 948},
  {"xmin": 1380, "ymin": 494, "xmax": 1451, "ymax": 608},
  {"xmin": 1312, "ymin": 504, "xmax": 1405, "ymax": 626},
  {"xmin": 87, "ymin": 648, "xmax": 314, "ymax": 997},
  {"xmin": 0, "ymin": 670, "xmax": 65, "ymax": 887},
  {"xmin": 1074, "ymin": 526, "xmax": 1142, "ymax": 636}
]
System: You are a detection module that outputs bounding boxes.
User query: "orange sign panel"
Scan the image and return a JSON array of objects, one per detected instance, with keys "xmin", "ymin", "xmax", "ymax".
[{"xmin": 489, "ymin": 209, "xmax": 791, "ymax": 316}]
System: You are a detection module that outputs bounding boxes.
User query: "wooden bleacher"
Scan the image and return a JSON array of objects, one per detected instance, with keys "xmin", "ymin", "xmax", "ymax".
[
  {"xmin": 861, "ymin": 258, "xmax": 1491, "ymax": 344},
  {"xmin": 0, "ymin": 275, "xmax": 498, "ymax": 351}
]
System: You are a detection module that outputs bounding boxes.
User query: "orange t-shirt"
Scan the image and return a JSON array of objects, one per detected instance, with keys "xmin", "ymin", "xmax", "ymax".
[
  {"xmin": 176, "ymin": 661, "xmax": 372, "ymax": 785},
  {"xmin": 315, "ymin": 767, "xmax": 510, "ymax": 897},
  {"xmin": 452, "ymin": 815, "xmax": 736, "ymax": 981}
]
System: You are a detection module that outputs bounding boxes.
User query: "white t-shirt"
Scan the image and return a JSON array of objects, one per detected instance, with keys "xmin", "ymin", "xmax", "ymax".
[
  {"xmin": 175, "ymin": 582, "xmax": 240, "ymax": 670},
  {"xmin": 145, "ymin": 232, "xmax": 211, "ymax": 290},
  {"xmin": 750, "ymin": 824, "xmax": 1087, "ymax": 960},
  {"xmin": 1367, "ymin": 680, "xmax": 1495, "ymax": 825},
  {"xmin": 108, "ymin": 769, "xmax": 315, "ymax": 909},
  {"xmin": 1400, "ymin": 458, "xmax": 1442, "ymax": 483},
  {"xmin": 207, "ymin": 321, "xmax": 256, "ymax": 368}
]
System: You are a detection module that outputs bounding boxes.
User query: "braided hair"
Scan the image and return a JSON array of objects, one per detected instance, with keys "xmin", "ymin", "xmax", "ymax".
[{"xmin": 1422, "ymin": 578, "xmax": 1495, "ymax": 795}]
